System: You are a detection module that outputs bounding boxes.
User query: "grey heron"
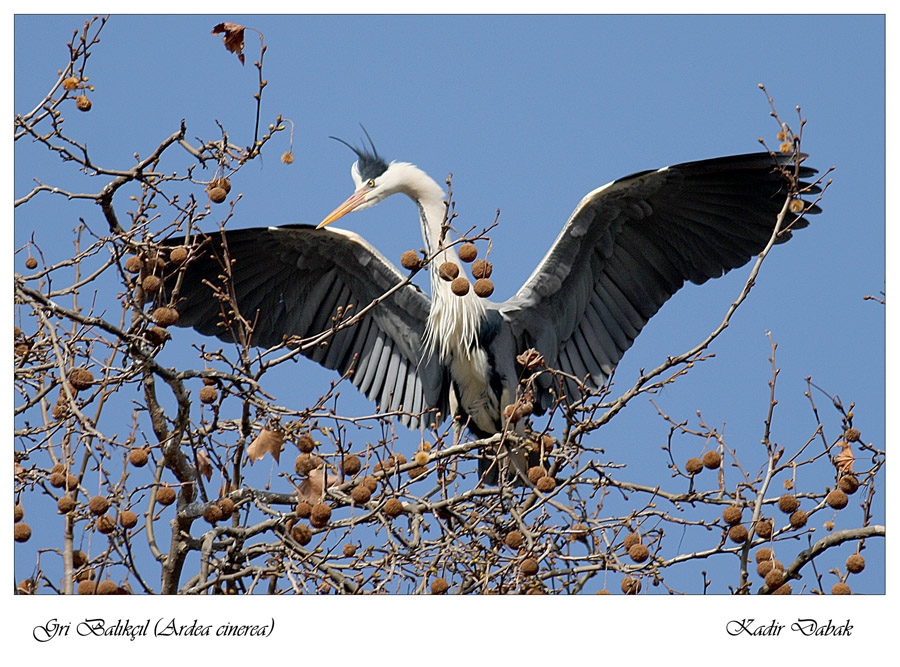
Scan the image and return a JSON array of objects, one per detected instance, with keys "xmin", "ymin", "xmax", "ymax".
[{"xmin": 170, "ymin": 136, "xmax": 819, "ymax": 483}]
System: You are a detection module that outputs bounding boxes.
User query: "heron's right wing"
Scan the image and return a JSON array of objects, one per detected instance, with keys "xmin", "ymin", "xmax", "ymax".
[
  {"xmin": 167, "ymin": 224, "xmax": 448, "ymax": 427},
  {"xmin": 500, "ymin": 153, "xmax": 820, "ymax": 406}
]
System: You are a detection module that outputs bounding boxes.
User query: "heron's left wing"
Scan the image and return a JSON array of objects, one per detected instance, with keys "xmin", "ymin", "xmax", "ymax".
[
  {"xmin": 499, "ymin": 152, "xmax": 820, "ymax": 406},
  {"xmin": 167, "ymin": 224, "xmax": 448, "ymax": 427}
]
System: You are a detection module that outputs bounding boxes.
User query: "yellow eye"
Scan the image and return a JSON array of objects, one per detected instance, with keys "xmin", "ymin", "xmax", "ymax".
[{"xmin": 367, "ymin": 179, "xmax": 376, "ymax": 188}]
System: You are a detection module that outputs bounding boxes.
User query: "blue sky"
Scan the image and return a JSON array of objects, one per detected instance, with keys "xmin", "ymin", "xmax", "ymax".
[{"xmin": 11, "ymin": 11, "xmax": 888, "ymax": 659}]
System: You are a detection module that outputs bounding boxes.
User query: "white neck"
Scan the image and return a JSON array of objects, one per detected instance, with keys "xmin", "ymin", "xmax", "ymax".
[{"xmin": 391, "ymin": 162, "xmax": 486, "ymax": 362}]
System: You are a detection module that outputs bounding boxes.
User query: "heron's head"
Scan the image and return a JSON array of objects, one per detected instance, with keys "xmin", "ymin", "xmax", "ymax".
[
  {"xmin": 318, "ymin": 132, "xmax": 438, "ymax": 229},
  {"xmin": 318, "ymin": 132, "xmax": 394, "ymax": 228}
]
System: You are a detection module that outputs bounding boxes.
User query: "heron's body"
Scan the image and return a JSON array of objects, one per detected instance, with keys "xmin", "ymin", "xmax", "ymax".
[{"xmin": 170, "ymin": 141, "xmax": 819, "ymax": 482}]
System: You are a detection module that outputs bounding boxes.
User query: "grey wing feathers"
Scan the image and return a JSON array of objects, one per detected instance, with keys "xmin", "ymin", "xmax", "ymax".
[
  {"xmin": 167, "ymin": 224, "xmax": 447, "ymax": 427},
  {"xmin": 502, "ymin": 152, "xmax": 820, "ymax": 403}
]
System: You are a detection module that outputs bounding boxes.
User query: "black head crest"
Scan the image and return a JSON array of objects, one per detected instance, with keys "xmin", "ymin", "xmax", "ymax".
[{"xmin": 330, "ymin": 126, "xmax": 389, "ymax": 181}]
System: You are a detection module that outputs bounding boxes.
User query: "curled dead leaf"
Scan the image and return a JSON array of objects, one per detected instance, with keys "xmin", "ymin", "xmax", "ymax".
[
  {"xmin": 247, "ymin": 429, "xmax": 284, "ymax": 465},
  {"xmin": 197, "ymin": 449, "xmax": 213, "ymax": 481},
  {"xmin": 211, "ymin": 22, "xmax": 246, "ymax": 65},
  {"xmin": 833, "ymin": 439, "xmax": 855, "ymax": 474},
  {"xmin": 516, "ymin": 348, "xmax": 545, "ymax": 371},
  {"xmin": 297, "ymin": 468, "xmax": 338, "ymax": 505}
]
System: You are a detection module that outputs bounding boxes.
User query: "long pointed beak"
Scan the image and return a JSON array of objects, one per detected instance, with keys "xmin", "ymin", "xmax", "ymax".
[{"xmin": 318, "ymin": 188, "xmax": 369, "ymax": 229}]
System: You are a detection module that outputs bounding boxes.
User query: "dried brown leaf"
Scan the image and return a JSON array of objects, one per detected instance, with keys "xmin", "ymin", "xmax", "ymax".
[
  {"xmin": 211, "ymin": 22, "xmax": 246, "ymax": 65},
  {"xmin": 247, "ymin": 429, "xmax": 284, "ymax": 465},
  {"xmin": 197, "ymin": 449, "xmax": 213, "ymax": 481},
  {"xmin": 516, "ymin": 348, "xmax": 545, "ymax": 371},
  {"xmin": 834, "ymin": 440, "xmax": 855, "ymax": 474},
  {"xmin": 297, "ymin": 468, "xmax": 338, "ymax": 504}
]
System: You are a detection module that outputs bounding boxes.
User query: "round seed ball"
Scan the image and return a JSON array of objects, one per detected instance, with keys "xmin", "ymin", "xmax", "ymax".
[
  {"xmin": 294, "ymin": 453, "xmax": 322, "ymax": 476},
  {"xmin": 570, "ymin": 523, "xmax": 589, "ymax": 541},
  {"xmin": 198, "ymin": 385, "xmax": 218, "ymax": 404},
  {"xmin": 728, "ymin": 525, "xmax": 749, "ymax": 544},
  {"xmin": 350, "ymin": 484, "xmax": 372, "ymax": 504},
  {"xmin": 450, "ymin": 277, "xmax": 470, "ymax": 296},
  {"xmin": 685, "ymin": 457, "xmax": 704, "ymax": 474},
  {"xmin": 342, "ymin": 454, "xmax": 362, "ymax": 476},
  {"xmin": 156, "ymin": 485, "xmax": 176, "ymax": 506},
  {"xmin": 141, "ymin": 274, "xmax": 162, "ymax": 294},
  {"xmin": 623, "ymin": 532, "xmax": 642, "ymax": 550},
  {"xmin": 145, "ymin": 326, "xmax": 170, "ymax": 346},
  {"xmin": 414, "ymin": 450, "xmax": 429, "ymax": 467},
  {"xmin": 536, "ymin": 476, "xmax": 556, "ymax": 493},
  {"xmin": 831, "ymin": 582, "xmax": 851, "ymax": 595},
  {"xmin": 14, "ymin": 504, "xmax": 24, "ymax": 522},
  {"xmin": 203, "ymin": 504, "xmax": 223, "ymax": 524},
  {"xmin": 291, "ymin": 524, "xmax": 313, "ymax": 546},
  {"xmin": 309, "ymin": 503, "xmax": 332, "ymax": 528},
  {"xmin": 208, "ymin": 186, "xmax": 228, "ymax": 203},
  {"xmin": 342, "ymin": 543, "xmax": 357, "ymax": 558},
  {"xmin": 458, "ymin": 243, "xmax": 478, "ymax": 262},
  {"xmin": 430, "ymin": 577, "xmax": 450, "ymax": 595},
  {"xmin": 97, "ymin": 579, "xmax": 118, "ymax": 595},
  {"xmin": 295, "ymin": 501, "xmax": 312, "ymax": 519},
  {"xmin": 68, "ymin": 367, "xmax": 94, "ymax": 391},
  {"xmin": 119, "ymin": 510, "xmax": 139, "ymax": 529},
  {"xmin": 128, "ymin": 447, "xmax": 150, "ymax": 468},
  {"xmin": 57, "ymin": 495, "xmax": 76, "ymax": 514},
  {"xmin": 438, "ymin": 262, "xmax": 459, "ymax": 281},
  {"xmin": 778, "ymin": 494, "xmax": 800, "ymax": 514},
  {"xmin": 383, "ymin": 497, "xmax": 404, "ymax": 518},
  {"xmin": 527, "ymin": 466, "xmax": 547, "ymax": 485},
  {"xmin": 88, "ymin": 496, "xmax": 110, "ymax": 516},
  {"xmin": 520, "ymin": 557, "xmax": 539, "ymax": 576},
  {"xmin": 755, "ymin": 547, "xmax": 774, "ymax": 563},
  {"xmin": 754, "ymin": 518, "xmax": 774, "ymax": 539},
  {"xmin": 78, "ymin": 580, "xmax": 97, "ymax": 595},
  {"xmin": 124, "ymin": 255, "xmax": 143, "ymax": 273},
  {"xmin": 408, "ymin": 465, "xmax": 428, "ymax": 480},
  {"xmin": 789, "ymin": 509, "xmax": 808, "ymax": 529},
  {"xmin": 63, "ymin": 76, "xmax": 80, "ymax": 90},
  {"xmin": 72, "ymin": 550, "xmax": 88, "ymax": 568},
  {"xmin": 400, "ymin": 250, "xmax": 422, "ymax": 270},
  {"xmin": 25, "ymin": 256, "xmax": 38, "ymax": 269},
  {"xmin": 765, "ymin": 569, "xmax": 785, "ymax": 589},
  {"xmin": 722, "ymin": 505, "xmax": 743, "ymax": 526},
  {"xmin": 210, "ymin": 177, "xmax": 231, "ymax": 194},
  {"xmin": 621, "ymin": 577, "xmax": 641, "ymax": 595},
  {"xmin": 169, "ymin": 246, "xmax": 189, "ymax": 265},
  {"xmin": 296, "ymin": 434, "xmax": 316, "ymax": 453},
  {"xmin": 826, "ymin": 488, "xmax": 849, "ymax": 510},
  {"xmin": 361, "ymin": 476, "xmax": 379, "ymax": 494},
  {"xmin": 14, "ymin": 522, "xmax": 32, "ymax": 542},
  {"xmin": 217, "ymin": 497, "xmax": 235, "ymax": 519},
  {"xmin": 757, "ymin": 559, "xmax": 784, "ymax": 578},
  {"xmin": 471, "ymin": 259, "xmax": 493, "ymax": 279},
  {"xmin": 628, "ymin": 543, "xmax": 650, "ymax": 563},
  {"xmin": 838, "ymin": 475, "xmax": 860, "ymax": 495},
  {"xmin": 505, "ymin": 530, "xmax": 524, "ymax": 549},
  {"xmin": 846, "ymin": 554, "xmax": 866, "ymax": 574},
  {"xmin": 474, "ymin": 278, "xmax": 495, "ymax": 298},
  {"xmin": 772, "ymin": 583, "xmax": 792, "ymax": 595},
  {"xmin": 75, "ymin": 94, "xmax": 92, "ymax": 111},
  {"xmin": 702, "ymin": 450, "xmax": 722, "ymax": 469},
  {"xmin": 96, "ymin": 515, "xmax": 116, "ymax": 534},
  {"xmin": 843, "ymin": 427, "xmax": 861, "ymax": 443},
  {"xmin": 152, "ymin": 307, "xmax": 179, "ymax": 327}
]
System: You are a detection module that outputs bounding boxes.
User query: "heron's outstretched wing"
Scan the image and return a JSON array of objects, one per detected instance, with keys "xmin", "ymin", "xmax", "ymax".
[
  {"xmin": 500, "ymin": 152, "xmax": 820, "ymax": 403},
  {"xmin": 168, "ymin": 224, "xmax": 448, "ymax": 426}
]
